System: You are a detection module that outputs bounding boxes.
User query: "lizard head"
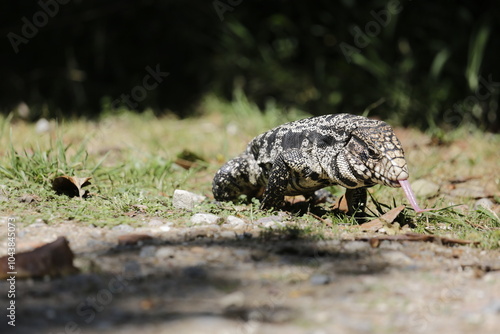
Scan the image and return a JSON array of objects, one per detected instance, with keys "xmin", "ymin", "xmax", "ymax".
[{"xmin": 343, "ymin": 120, "xmax": 409, "ymax": 188}]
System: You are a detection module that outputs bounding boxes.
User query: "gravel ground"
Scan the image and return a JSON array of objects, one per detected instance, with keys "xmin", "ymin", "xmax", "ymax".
[{"xmin": 1, "ymin": 217, "xmax": 499, "ymax": 334}]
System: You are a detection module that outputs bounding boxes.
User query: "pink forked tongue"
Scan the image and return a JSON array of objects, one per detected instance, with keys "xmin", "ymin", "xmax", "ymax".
[{"xmin": 399, "ymin": 179, "xmax": 434, "ymax": 213}]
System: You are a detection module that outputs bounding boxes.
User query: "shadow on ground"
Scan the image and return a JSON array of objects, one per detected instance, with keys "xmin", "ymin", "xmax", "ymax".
[{"xmin": 6, "ymin": 230, "xmax": 395, "ymax": 333}]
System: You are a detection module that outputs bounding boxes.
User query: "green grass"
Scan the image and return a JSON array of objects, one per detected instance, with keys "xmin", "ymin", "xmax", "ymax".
[{"xmin": 0, "ymin": 94, "xmax": 499, "ymax": 247}]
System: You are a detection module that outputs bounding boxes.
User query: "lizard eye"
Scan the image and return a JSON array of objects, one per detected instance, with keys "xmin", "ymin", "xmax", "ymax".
[{"xmin": 367, "ymin": 147, "xmax": 378, "ymax": 158}]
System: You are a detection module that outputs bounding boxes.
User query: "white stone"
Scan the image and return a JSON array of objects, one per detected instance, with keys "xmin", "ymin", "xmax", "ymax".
[
  {"xmin": 474, "ymin": 198, "xmax": 494, "ymax": 210},
  {"xmin": 226, "ymin": 215, "xmax": 246, "ymax": 226},
  {"xmin": 156, "ymin": 247, "xmax": 176, "ymax": 258},
  {"xmin": 190, "ymin": 213, "xmax": 223, "ymax": 225},
  {"xmin": 35, "ymin": 118, "xmax": 51, "ymax": 133},
  {"xmin": 172, "ymin": 189, "xmax": 206, "ymax": 210},
  {"xmin": 411, "ymin": 179, "xmax": 440, "ymax": 198}
]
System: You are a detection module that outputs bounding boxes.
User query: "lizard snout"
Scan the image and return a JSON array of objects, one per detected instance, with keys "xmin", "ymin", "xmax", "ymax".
[{"xmin": 384, "ymin": 157, "xmax": 409, "ymax": 186}]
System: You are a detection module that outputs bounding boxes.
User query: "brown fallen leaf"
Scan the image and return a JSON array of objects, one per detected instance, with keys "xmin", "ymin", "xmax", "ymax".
[
  {"xmin": 0, "ymin": 237, "xmax": 78, "ymax": 279},
  {"xmin": 359, "ymin": 219, "xmax": 385, "ymax": 232},
  {"xmin": 124, "ymin": 211, "xmax": 139, "ymax": 217},
  {"xmin": 175, "ymin": 149, "xmax": 206, "ymax": 170},
  {"xmin": 17, "ymin": 194, "xmax": 41, "ymax": 203},
  {"xmin": 132, "ymin": 204, "xmax": 148, "ymax": 212},
  {"xmin": 174, "ymin": 158, "xmax": 197, "ymax": 169},
  {"xmin": 356, "ymin": 232, "xmax": 479, "ymax": 248},
  {"xmin": 331, "ymin": 194, "xmax": 349, "ymax": 213},
  {"xmin": 358, "ymin": 205, "xmax": 405, "ymax": 232},
  {"xmin": 284, "ymin": 195, "xmax": 307, "ymax": 205},
  {"xmin": 369, "ymin": 238, "xmax": 380, "ymax": 248},
  {"xmin": 52, "ymin": 175, "xmax": 92, "ymax": 198},
  {"xmin": 124, "ymin": 204, "xmax": 149, "ymax": 217},
  {"xmin": 118, "ymin": 234, "xmax": 153, "ymax": 246}
]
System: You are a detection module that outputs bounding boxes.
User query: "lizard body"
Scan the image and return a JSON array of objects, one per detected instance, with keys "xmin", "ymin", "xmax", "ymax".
[{"xmin": 213, "ymin": 113, "xmax": 423, "ymax": 213}]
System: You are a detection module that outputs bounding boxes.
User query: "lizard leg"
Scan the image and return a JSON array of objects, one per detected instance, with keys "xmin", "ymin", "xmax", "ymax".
[
  {"xmin": 344, "ymin": 188, "xmax": 367, "ymax": 215},
  {"xmin": 260, "ymin": 154, "xmax": 290, "ymax": 210},
  {"xmin": 260, "ymin": 149, "xmax": 319, "ymax": 210},
  {"xmin": 212, "ymin": 156, "xmax": 261, "ymax": 202}
]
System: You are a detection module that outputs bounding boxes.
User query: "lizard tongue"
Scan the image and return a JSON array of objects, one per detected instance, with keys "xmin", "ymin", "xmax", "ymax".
[{"xmin": 399, "ymin": 179, "xmax": 433, "ymax": 213}]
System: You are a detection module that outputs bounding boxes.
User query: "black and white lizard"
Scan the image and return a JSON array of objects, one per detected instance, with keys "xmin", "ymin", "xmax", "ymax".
[{"xmin": 212, "ymin": 113, "xmax": 430, "ymax": 214}]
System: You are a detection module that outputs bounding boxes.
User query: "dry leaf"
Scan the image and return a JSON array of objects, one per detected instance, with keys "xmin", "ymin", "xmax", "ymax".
[
  {"xmin": 0, "ymin": 237, "xmax": 78, "ymax": 279},
  {"xmin": 331, "ymin": 194, "xmax": 349, "ymax": 213},
  {"xmin": 17, "ymin": 194, "xmax": 41, "ymax": 203},
  {"xmin": 358, "ymin": 219, "xmax": 384, "ymax": 232},
  {"xmin": 174, "ymin": 158, "xmax": 198, "ymax": 169},
  {"xmin": 358, "ymin": 205, "xmax": 405, "ymax": 232},
  {"xmin": 52, "ymin": 175, "xmax": 92, "ymax": 198},
  {"xmin": 175, "ymin": 149, "xmax": 206, "ymax": 170},
  {"xmin": 284, "ymin": 195, "xmax": 307, "ymax": 205},
  {"xmin": 132, "ymin": 204, "xmax": 148, "ymax": 212},
  {"xmin": 124, "ymin": 204, "xmax": 149, "ymax": 217},
  {"xmin": 369, "ymin": 238, "xmax": 381, "ymax": 248}
]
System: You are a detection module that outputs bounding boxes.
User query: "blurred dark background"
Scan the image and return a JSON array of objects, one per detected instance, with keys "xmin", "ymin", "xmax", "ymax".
[{"xmin": 1, "ymin": 0, "xmax": 499, "ymax": 131}]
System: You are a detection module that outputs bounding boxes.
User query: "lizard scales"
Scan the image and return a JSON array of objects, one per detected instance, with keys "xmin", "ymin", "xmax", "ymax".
[{"xmin": 213, "ymin": 113, "xmax": 425, "ymax": 213}]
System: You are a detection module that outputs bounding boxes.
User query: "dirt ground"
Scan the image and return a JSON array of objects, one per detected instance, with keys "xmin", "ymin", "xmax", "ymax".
[
  {"xmin": 0, "ymin": 115, "xmax": 499, "ymax": 334},
  {"xmin": 1, "ymin": 215, "xmax": 500, "ymax": 334}
]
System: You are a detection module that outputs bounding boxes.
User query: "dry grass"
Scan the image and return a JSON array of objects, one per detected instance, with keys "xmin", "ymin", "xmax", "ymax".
[{"xmin": 0, "ymin": 94, "xmax": 499, "ymax": 247}]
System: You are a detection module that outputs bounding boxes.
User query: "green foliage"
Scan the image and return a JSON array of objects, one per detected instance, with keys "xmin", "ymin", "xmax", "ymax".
[
  {"xmin": 210, "ymin": 2, "xmax": 499, "ymax": 131},
  {"xmin": 0, "ymin": 136, "xmax": 91, "ymax": 186},
  {"xmin": 0, "ymin": 98, "xmax": 498, "ymax": 247},
  {"xmin": 2, "ymin": 2, "xmax": 498, "ymax": 131}
]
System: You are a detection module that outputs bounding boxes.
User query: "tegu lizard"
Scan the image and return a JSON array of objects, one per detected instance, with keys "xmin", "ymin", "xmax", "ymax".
[{"xmin": 212, "ymin": 113, "xmax": 430, "ymax": 214}]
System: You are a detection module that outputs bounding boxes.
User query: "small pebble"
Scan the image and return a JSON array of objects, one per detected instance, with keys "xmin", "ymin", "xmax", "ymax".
[
  {"xmin": 449, "ymin": 185, "xmax": 487, "ymax": 199},
  {"xmin": 190, "ymin": 213, "xmax": 223, "ymax": 225},
  {"xmin": 112, "ymin": 224, "xmax": 135, "ymax": 233},
  {"xmin": 226, "ymin": 215, "xmax": 246, "ymax": 226},
  {"xmin": 85, "ymin": 239, "xmax": 115, "ymax": 252},
  {"xmin": 139, "ymin": 246, "xmax": 157, "ymax": 258},
  {"xmin": 172, "ymin": 189, "xmax": 206, "ymax": 210},
  {"xmin": 343, "ymin": 241, "xmax": 371, "ymax": 252},
  {"xmin": 220, "ymin": 291, "xmax": 245, "ymax": 309},
  {"xmin": 218, "ymin": 231, "xmax": 235, "ymax": 239},
  {"xmin": 30, "ymin": 219, "xmax": 48, "ymax": 227},
  {"xmin": 382, "ymin": 251, "xmax": 414, "ymax": 265},
  {"xmin": 310, "ymin": 274, "xmax": 331, "ymax": 285},
  {"xmin": 159, "ymin": 224, "xmax": 172, "ymax": 232},
  {"xmin": 474, "ymin": 198, "xmax": 494, "ymax": 210},
  {"xmin": 35, "ymin": 118, "xmax": 51, "ymax": 133},
  {"xmin": 148, "ymin": 219, "xmax": 164, "ymax": 226},
  {"xmin": 411, "ymin": 179, "xmax": 440, "ymax": 198},
  {"xmin": 256, "ymin": 215, "xmax": 283, "ymax": 224},
  {"xmin": 156, "ymin": 247, "xmax": 176, "ymax": 258},
  {"xmin": 256, "ymin": 215, "xmax": 285, "ymax": 228}
]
